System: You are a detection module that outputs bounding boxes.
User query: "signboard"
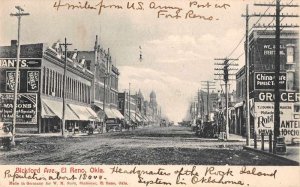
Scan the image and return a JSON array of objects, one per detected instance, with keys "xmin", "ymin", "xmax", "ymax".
[
  {"xmin": 5, "ymin": 71, "xmax": 20, "ymax": 91},
  {"xmin": 0, "ymin": 93, "xmax": 37, "ymax": 124},
  {"xmin": 254, "ymin": 102, "xmax": 299, "ymax": 143},
  {"xmin": 0, "ymin": 58, "xmax": 41, "ymax": 68},
  {"xmin": 254, "ymin": 72, "xmax": 286, "ymax": 90},
  {"xmin": 254, "ymin": 91, "xmax": 299, "ymax": 102},
  {"xmin": 27, "ymin": 71, "xmax": 39, "ymax": 92}
]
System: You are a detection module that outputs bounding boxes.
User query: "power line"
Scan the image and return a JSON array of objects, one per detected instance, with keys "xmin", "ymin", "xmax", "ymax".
[{"xmin": 227, "ymin": 1, "xmax": 275, "ymax": 58}]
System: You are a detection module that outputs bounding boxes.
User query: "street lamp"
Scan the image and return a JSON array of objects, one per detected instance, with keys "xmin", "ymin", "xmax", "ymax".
[{"xmin": 10, "ymin": 6, "xmax": 29, "ymax": 145}]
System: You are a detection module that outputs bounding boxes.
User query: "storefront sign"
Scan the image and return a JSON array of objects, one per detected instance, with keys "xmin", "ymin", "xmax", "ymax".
[
  {"xmin": 27, "ymin": 71, "xmax": 39, "ymax": 92},
  {"xmin": 0, "ymin": 58, "xmax": 41, "ymax": 68},
  {"xmin": 254, "ymin": 102, "xmax": 299, "ymax": 143},
  {"xmin": 254, "ymin": 72, "xmax": 286, "ymax": 90},
  {"xmin": 0, "ymin": 93, "xmax": 37, "ymax": 124},
  {"xmin": 254, "ymin": 91, "xmax": 300, "ymax": 102}
]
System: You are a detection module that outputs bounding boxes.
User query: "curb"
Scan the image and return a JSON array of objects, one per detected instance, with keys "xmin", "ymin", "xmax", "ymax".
[{"xmin": 243, "ymin": 146, "xmax": 299, "ymax": 165}]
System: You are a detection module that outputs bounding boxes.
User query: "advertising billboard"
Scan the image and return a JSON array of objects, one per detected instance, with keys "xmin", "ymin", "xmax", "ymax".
[
  {"xmin": 254, "ymin": 102, "xmax": 299, "ymax": 143},
  {"xmin": 0, "ymin": 93, "xmax": 37, "ymax": 124}
]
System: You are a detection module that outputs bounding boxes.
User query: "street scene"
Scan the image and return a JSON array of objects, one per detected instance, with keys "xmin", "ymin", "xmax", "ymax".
[
  {"xmin": 0, "ymin": 125, "xmax": 298, "ymax": 165},
  {"xmin": 0, "ymin": 0, "xmax": 299, "ymax": 170}
]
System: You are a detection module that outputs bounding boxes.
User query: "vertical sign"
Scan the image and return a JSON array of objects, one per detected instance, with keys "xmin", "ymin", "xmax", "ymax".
[
  {"xmin": 6, "ymin": 71, "xmax": 20, "ymax": 91},
  {"xmin": 27, "ymin": 71, "xmax": 39, "ymax": 92}
]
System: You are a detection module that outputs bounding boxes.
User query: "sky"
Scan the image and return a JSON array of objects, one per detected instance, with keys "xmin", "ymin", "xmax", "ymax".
[{"xmin": 1, "ymin": 0, "xmax": 294, "ymax": 123}]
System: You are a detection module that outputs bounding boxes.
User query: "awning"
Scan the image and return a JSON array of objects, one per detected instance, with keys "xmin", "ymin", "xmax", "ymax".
[
  {"xmin": 234, "ymin": 102, "xmax": 244, "ymax": 108},
  {"xmin": 105, "ymin": 108, "xmax": 117, "ymax": 119},
  {"xmin": 41, "ymin": 100, "xmax": 56, "ymax": 118},
  {"xmin": 86, "ymin": 107, "xmax": 98, "ymax": 119},
  {"xmin": 130, "ymin": 112, "xmax": 141, "ymax": 122},
  {"xmin": 136, "ymin": 113, "xmax": 143, "ymax": 122},
  {"xmin": 68, "ymin": 104, "xmax": 97, "ymax": 121},
  {"xmin": 41, "ymin": 99, "xmax": 79, "ymax": 120},
  {"xmin": 111, "ymin": 108, "xmax": 124, "ymax": 119}
]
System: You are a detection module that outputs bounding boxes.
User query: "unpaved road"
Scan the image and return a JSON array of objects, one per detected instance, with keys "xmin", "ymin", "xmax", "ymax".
[{"xmin": 0, "ymin": 126, "xmax": 297, "ymax": 165}]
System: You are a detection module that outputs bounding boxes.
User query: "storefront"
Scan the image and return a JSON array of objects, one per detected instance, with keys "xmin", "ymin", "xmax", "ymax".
[{"xmin": 0, "ymin": 41, "xmax": 101, "ymax": 133}]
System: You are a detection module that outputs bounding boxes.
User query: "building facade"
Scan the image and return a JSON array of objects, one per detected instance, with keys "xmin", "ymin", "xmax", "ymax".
[
  {"xmin": 0, "ymin": 40, "xmax": 97, "ymax": 133},
  {"xmin": 236, "ymin": 29, "xmax": 299, "ymax": 143},
  {"xmin": 73, "ymin": 36, "xmax": 123, "ymax": 132}
]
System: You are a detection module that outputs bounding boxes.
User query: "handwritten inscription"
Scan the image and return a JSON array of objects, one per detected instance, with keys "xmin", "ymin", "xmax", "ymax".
[
  {"xmin": 3, "ymin": 166, "xmax": 279, "ymax": 186},
  {"xmin": 53, "ymin": 0, "xmax": 232, "ymax": 21}
]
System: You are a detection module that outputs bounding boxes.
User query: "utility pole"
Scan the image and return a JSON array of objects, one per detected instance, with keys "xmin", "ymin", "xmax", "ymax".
[
  {"xmin": 201, "ymin": 81, "xmax": 216, "ymax": 122},
  {"xmin": 10, "ymin": 6, "xmax": 29, "ymax": 145},
  {"xmin": 251, "ymin": 0, "xmax": 298, "ymax": 153},
  {"xmin": 60, "ymin": 38, "xmax": 72, "ymax": 136},
  {"xmin": 102, "ymin": 48, "xmax": 110, "ymax": 133},
  {"xmin": 128, "ymin": 83, "xmax": 131, "ymax": 128},
  {"xmin": 214, "ymin": 58, "xmax": 238, "ymax": 140},
  {"xmin": 242, "ymin": 4, "xmax": 251, "ymax": 146}
]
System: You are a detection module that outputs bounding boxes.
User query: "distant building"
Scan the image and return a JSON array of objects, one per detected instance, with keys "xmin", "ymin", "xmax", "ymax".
[{"xmin": 71, "ymin": 36, "xmax": 123, "ymax": 131}]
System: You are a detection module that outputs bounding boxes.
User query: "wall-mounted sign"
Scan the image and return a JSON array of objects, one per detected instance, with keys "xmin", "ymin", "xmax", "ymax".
[
  {"xmin": 254, "ymin": 91, "xmax": 299, "ymax": 102},
  {"xmin": 27, "ymin": 71, "xmax": 39, "ymax": 92},
  {"xmin": 0, "ymin": 58, "xmax": 41, "ymax": 68},
  {"xmin": 254, "ymin": 102, "xmax": 299, "ymax": 143},
  {"xmin": 0, "ymin": 93, "xmax": 37, "ymax": 124},
  {"xmin": 5, "ymin": 71, "xmax": 20, "ymax": 92},
  {"xmin": 254, "ymin": 72, "xmax": 286, "ymax": 90}
]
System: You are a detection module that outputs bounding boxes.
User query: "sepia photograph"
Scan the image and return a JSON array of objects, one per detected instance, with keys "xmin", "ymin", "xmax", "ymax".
[{"xmin": 0, "ymin": 0, "xmax": 299, "ymax": 186}]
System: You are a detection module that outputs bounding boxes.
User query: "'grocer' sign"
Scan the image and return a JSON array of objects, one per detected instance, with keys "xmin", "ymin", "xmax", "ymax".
[
  {"xmin": 254, "ymin": 72, "xmax": 286, "ymax": 90},
  {"xmin": 254, "ymin": 91, "xmax": 300, "ymax": 102},
  {"xmin": 0, "ymin": 93, "xmax": 37, "ymax": 124},
  {"xmin": 254, "ymin": 102, "xmax": 299, "ymax": 143}
]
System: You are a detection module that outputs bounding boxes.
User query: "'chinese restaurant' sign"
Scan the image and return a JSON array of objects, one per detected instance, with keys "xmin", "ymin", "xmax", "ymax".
[
  {"xmin": 0, "ymin": 93, "xmax": 37, "ymax": 124},
  {"xmin": 254, "ymin": 102, "xmax": 299, "ymax": 143}
]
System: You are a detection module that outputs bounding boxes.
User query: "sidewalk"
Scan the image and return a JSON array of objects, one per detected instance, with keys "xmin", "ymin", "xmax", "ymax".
[{"xmin": 243, "ymin": 141, "xmax": 300, "ymax": 165}]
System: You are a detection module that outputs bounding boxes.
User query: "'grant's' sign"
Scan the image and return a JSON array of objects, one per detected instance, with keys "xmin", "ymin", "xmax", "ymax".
[{"xmin": 0, "ymin": 58, "xmax": 41, "ymax": 68}]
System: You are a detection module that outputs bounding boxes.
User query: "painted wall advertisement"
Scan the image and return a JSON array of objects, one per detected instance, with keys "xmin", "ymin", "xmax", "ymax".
[
  {"xmin": 254, "ymin": 102, "xmax": 299, "ymax": 143},
  {"xmin": 0, "ymin": 93, "xmax": 37, "ymax": 124}
]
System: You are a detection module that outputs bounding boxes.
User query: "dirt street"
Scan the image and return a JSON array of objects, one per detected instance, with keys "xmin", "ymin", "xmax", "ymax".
[{"xmin": 0, "ymin": 126, "xmax": 297, "ymax": 165}]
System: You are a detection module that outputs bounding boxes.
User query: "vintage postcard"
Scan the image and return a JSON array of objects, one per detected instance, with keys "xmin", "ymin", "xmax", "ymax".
[{"xmin": 0, "ymin": 0, "xmax": 299, "ymax": 186}]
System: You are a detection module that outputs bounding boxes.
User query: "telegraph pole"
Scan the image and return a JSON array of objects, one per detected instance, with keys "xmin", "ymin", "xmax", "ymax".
[
  {"xmin": 252, "ymin": 0, "xmax": 299, "ymax": 153},
  {"xmin": 201, "ymin": 81, "xmax": 216, "ymax": 122},
  {"xmin": 60, "ymin": 38, "xmax": 72, "ymax": 136},
  {"xmin": 10, "ymin": 6, "xmax": 29, "ymax": 145},
  {"xmin": 242, "ymin": 4, "xmax": 251, "ymax": 146},
  {"xmin": 274, "ymin": 0, "xmax": 281, "ymax": 152},
  {"xmin": 214, "ymin": 58, "xmax": 238, "ymax": 139},
  {"xmin": 128, "ymin": 83, "xmax": 131, "ymax": 128}
]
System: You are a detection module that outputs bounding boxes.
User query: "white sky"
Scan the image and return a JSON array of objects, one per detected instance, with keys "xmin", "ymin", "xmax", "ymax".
[{"xmin": 1, "ymin": 0, "xmax": 296, "ymax": 123}]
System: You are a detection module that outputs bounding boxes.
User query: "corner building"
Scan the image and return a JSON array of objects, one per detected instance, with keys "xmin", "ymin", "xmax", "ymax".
[{"xmin": 0, "ymin": 40, "xmax": 97, "ymax": 133}]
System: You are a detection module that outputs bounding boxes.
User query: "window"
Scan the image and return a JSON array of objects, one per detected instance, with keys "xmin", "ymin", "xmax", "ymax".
[
  {"xmin": 42, "ymin": 67, "xmax": 46, "ymax": 94},
  {"xmin": 45, "ymin": 68, "xmax": 49, "ymax": 95},
  {"xmin": 286, "ymin": 45, "xmax": 294, "ymax": 64},
  {"xmin": 286, "ymin": 71, "xmax": 294, "ymax": 90}
]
